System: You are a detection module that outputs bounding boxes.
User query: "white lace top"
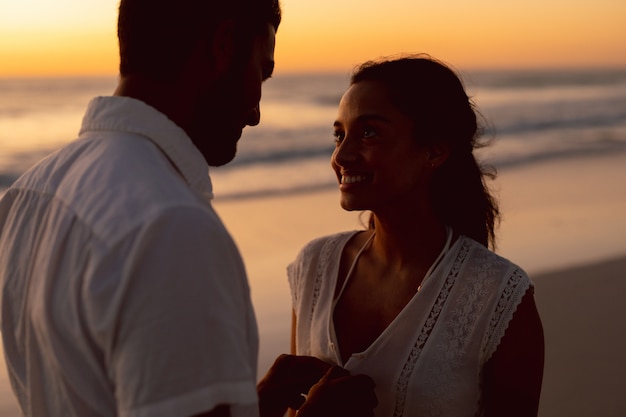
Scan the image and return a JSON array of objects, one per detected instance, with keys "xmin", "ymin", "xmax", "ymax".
[{"xmin": 287, "ymin": 231, "xmax": 532, "ymax": 417}]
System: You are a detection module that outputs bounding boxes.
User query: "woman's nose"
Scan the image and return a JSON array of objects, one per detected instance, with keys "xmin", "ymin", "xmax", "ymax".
[{"xmin": 333, "ymin": 137, "xmax": 359, "ymax": 165}]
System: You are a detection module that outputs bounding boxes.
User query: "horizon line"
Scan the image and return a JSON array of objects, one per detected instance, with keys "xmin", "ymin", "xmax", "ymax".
[{"xmin": 2, "ymin": 64, "xmax": 626, "ymax": 80}]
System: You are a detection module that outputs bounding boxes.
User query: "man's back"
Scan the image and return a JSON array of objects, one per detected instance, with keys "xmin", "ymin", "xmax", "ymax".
[{"xmin": 0, "ymin": 97, "xmax": 260, "ymax": 417}]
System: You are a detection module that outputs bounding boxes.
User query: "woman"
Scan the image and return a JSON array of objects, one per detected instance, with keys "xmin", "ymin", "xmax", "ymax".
[{"xmin": 287, "ymin": 55, "xmax": 544, "ymax": 417}]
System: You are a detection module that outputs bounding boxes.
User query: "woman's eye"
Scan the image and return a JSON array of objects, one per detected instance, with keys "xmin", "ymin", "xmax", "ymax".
[
  {"xmin": 363, "ymin": 127, "xmax": 377, "ymax": 138},
  {"xmin": 333, "ymin": 130, "xmax": 345, "ymax": 143}
]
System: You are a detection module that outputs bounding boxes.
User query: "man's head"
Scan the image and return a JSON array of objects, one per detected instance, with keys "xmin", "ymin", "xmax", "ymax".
[
  {"xmin": 117, "ymin": 0, "xmax": 281, "ymax": 166},
  {"xmin": 118, "ymin": 0, "xmax": 280, "ymax": 82}
]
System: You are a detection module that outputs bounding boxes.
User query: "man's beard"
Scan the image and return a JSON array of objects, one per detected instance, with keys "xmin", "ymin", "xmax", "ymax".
[{"xmin": 187, "ymin": 70, "xmax": 247, "ymax": 167}]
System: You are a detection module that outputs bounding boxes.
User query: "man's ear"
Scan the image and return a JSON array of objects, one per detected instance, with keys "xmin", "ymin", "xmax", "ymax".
[
  {"xmin": 208, "ymin": 19, "xmax": 236, "ymax": 76},
  {"xmin": 426, "ymin": 143, "xmax": 451, "ymax": 169}
]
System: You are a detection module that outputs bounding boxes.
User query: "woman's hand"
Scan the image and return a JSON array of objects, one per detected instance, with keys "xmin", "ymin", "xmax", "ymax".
[{"xmin": 257, "ymin": 354, "xmax": 378, "ymax": 417}]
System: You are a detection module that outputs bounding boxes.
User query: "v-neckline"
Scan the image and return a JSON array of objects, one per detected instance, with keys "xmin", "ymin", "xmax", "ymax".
[
  {"xmin": 334, "ymin": 231, "xmax": 375, "ymax": 302},
  {"xmin": 329, "ymin": 228, "xmax": 453, "ymax": 366}
]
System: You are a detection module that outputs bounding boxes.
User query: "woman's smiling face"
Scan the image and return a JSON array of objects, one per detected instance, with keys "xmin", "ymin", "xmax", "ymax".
[{"xmin": 331, "ymin": 80, "xmax": 433, "ymax": 213}]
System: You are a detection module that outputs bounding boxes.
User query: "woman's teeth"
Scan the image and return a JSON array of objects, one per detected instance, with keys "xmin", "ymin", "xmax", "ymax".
[{"xmin": 342, "ymin": 175, "xmax": 368, "ymax": 184}]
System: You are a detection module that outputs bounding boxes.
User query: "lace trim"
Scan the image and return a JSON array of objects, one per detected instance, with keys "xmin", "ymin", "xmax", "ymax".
[
  {"xmin": 429, "ymin": 245, "xmax": 496, "ymax": 417},
  {"xmin": 392, "ymin": 239, "xmax": 471, "ymax": 417},
  {"xmin": 308, "ymin": 234, "xmax": 345, "ymax": 350},
  {"xmin": 481, "ymin": 268, "xmax": 527, "ymax": 360}
]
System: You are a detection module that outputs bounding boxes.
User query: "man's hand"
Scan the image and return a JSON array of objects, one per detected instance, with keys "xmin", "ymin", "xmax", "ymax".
[
  {"xmin": 296, "ymin": 366, "xmax": 378, "ymax": 417},
  {"xmin": 257, "ymin": 354, "xmax": 333, "ymax": 417}
]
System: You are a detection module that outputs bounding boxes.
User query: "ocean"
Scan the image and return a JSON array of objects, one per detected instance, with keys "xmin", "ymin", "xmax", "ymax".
[
  {"xmin": 1, "ymin": 69, "xmax": 626, "ymax": 417},
  {"xmin": 1, "ymin": 68, "xmax": 626, "ymax": 199}
]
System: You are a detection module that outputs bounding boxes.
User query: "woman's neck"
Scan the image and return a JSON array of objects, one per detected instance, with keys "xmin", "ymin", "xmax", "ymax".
[{"xmin": 368, "ymin": 209, "xmax": 448, "ymax": 271}]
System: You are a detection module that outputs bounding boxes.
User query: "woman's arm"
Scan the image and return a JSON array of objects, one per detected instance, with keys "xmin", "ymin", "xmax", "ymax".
[{"xmin": 483, "ymin": 288, "xmax": 545, "ymax": 417}]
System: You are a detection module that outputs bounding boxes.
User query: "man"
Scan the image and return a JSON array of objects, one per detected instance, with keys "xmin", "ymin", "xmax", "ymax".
[{"xmin": 0, "ymin": 1, "xmax": 376, "ymax": 416}]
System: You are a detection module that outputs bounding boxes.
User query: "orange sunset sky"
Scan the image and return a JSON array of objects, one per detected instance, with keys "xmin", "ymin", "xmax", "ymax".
[{"xmin": 1, "ymin": 0, "xmax": 625, "ymax": 77}]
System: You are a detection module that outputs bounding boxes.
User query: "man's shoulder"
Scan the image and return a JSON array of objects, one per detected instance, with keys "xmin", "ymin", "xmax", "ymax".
[
  {"xmin": 13, "ymin": 132, "xmax": 208, "ymax": 242},
  {"xmin": 49, "ymin": 131, "xmax": 192, "ymax": 194}
]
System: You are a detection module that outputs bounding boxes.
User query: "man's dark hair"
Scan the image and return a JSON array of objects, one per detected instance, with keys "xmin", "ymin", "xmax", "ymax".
[{"xmin": 118, "ymin": 0, "xmax": 281, "ymax": 80}]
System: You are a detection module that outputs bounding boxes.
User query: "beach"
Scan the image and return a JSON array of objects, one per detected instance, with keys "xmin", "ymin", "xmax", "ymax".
[
  {"xmin": 0, "ymin": 150, "xmax": 625, "ymax": 416},
  {"xmin": 1, "ymin": 58, "xmax": 626, "ymax": 417}
]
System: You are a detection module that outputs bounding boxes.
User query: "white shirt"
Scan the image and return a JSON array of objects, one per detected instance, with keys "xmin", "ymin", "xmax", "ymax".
[
  {"xmin": 0, "ymin": 96, "xmax": 259, "ymax": 417},
  {"xmin": 288, "ymin": 231, "xmax": 533, "ymax": 417}
]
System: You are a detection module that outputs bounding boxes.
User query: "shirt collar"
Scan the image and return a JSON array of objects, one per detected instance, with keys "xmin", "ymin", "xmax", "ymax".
[{"xmin": 79, "ymin": 96, "xmax": 214, "ymax": 200}]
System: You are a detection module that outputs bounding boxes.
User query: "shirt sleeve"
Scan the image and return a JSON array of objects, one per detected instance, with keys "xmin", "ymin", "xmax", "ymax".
[
  {"xmin": 88, "ymin": 205, "xmax": 259, "ymax": 417},
  {"xmin": 482, "ymin": 266, "xmax": 534, "ymax": 362},
  {"xmin": 286, "ymin": 250, "xmax": 304, "ymax": 311}
]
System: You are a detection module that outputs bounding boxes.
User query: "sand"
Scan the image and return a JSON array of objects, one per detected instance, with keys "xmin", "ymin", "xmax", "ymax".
[
  {"xmin": 0, "ymin": 152, "xmax": 624, "ymax": 416},
  {"xmin": 534, "ymin": 256, "xmax": 626, "ymax": 417}
]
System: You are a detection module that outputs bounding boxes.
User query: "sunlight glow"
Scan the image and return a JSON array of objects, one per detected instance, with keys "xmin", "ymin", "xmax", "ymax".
[{"xmin": 0, "ymin": 0, "xmax": 625, "ymax": 77}]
